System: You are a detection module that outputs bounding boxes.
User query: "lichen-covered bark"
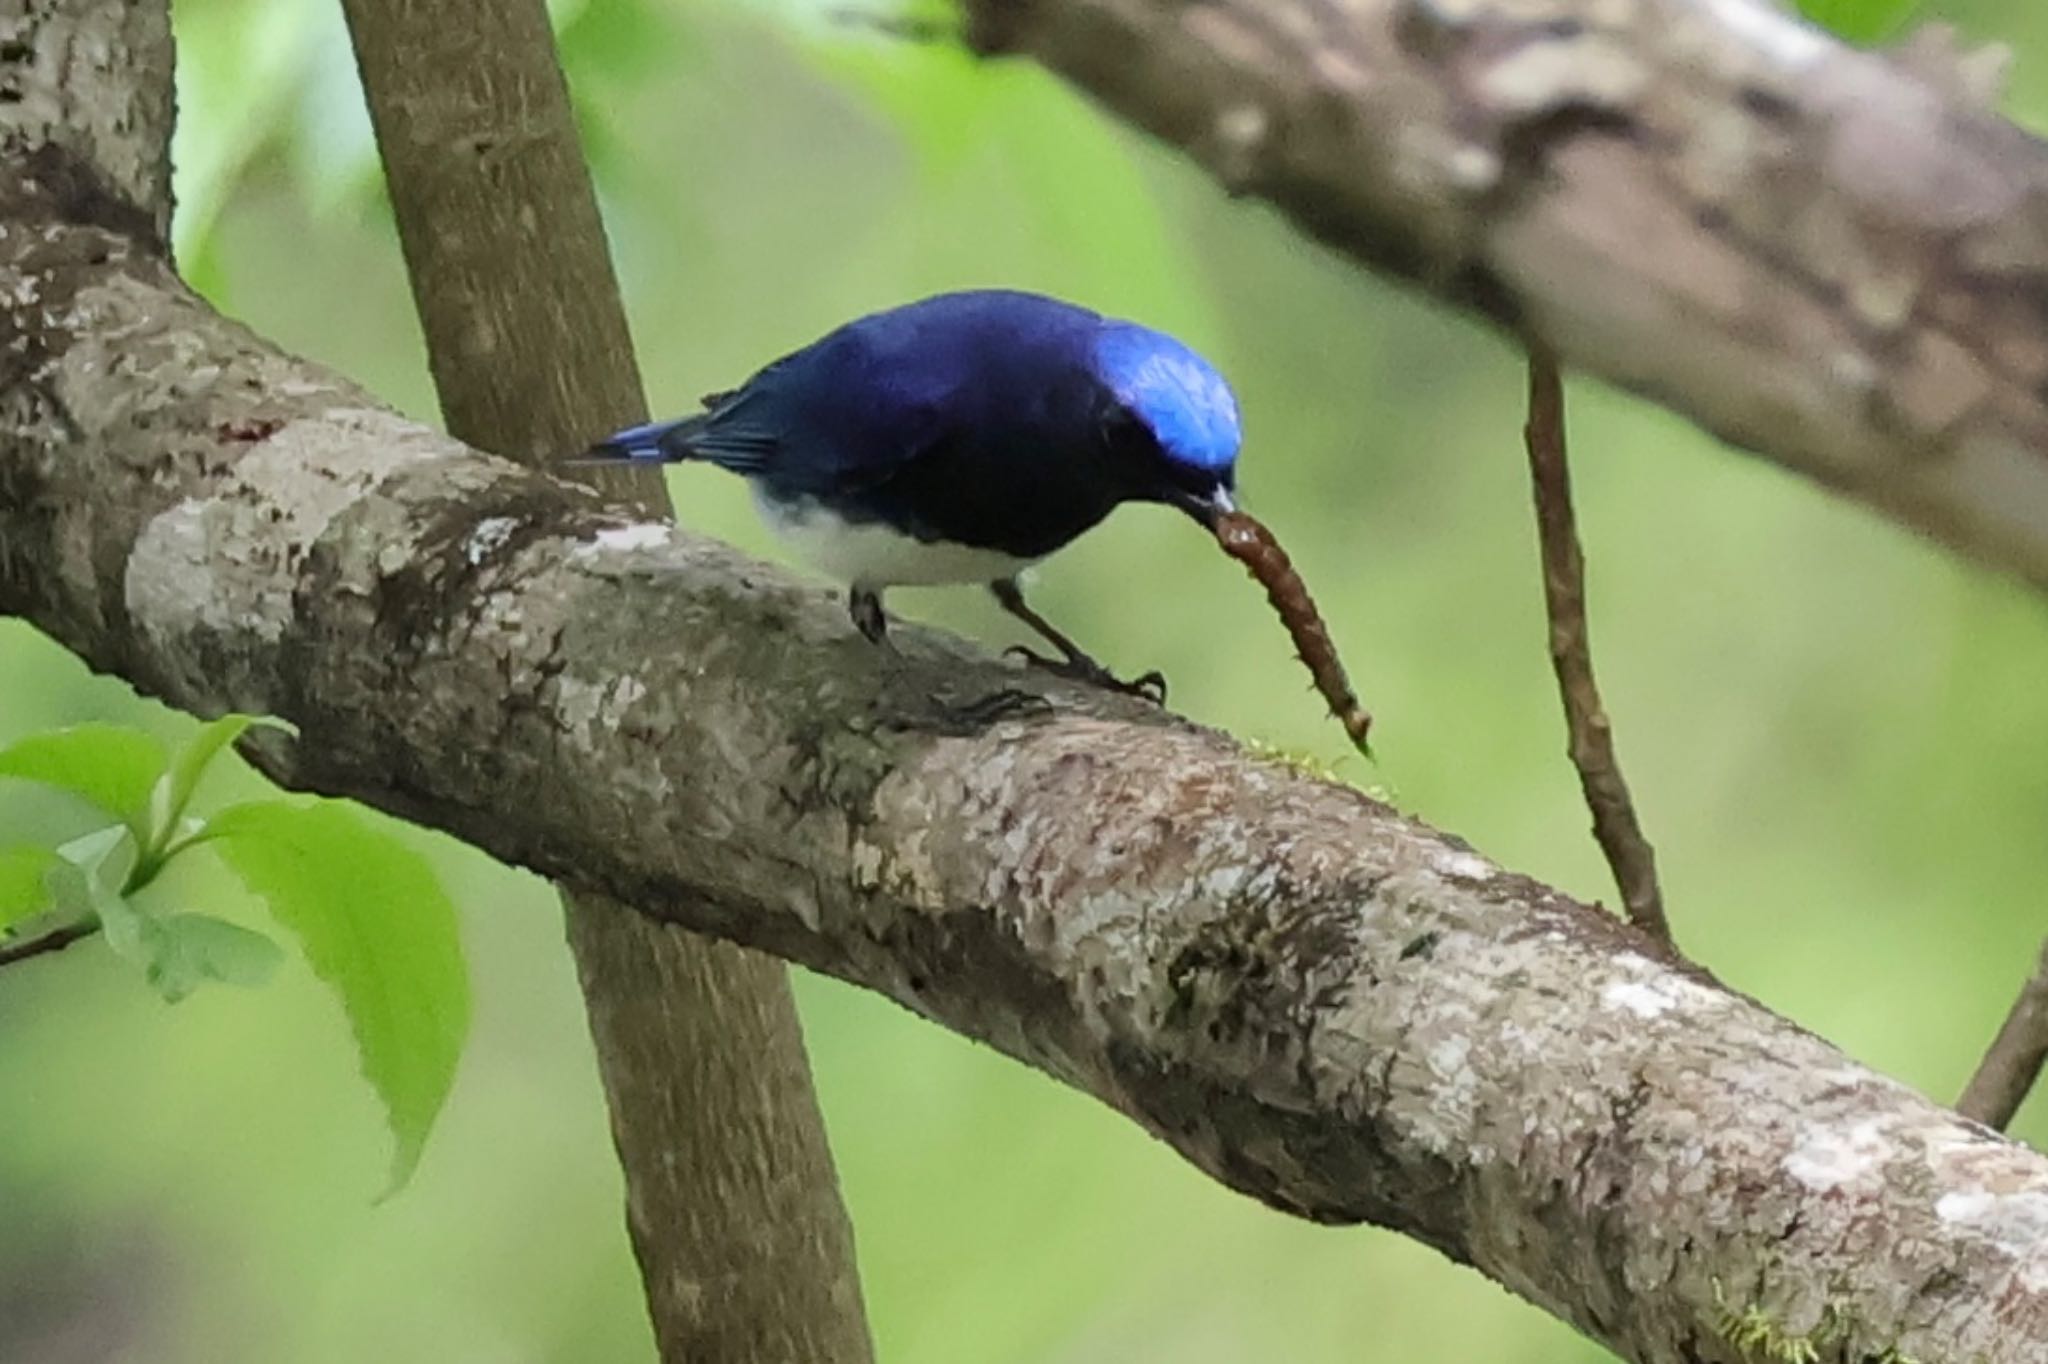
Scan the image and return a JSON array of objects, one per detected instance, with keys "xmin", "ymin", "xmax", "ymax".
[
  {"xmin": 4, "ymin": 174, "xmax": 2046, "ymax": 1364},
  {"xmin": 0, "ymin": 0, "xmax": 173, "ymax": 244},
  {"xmin": 963, "ymin": 0, "xmax": 2048, "ymax": 594}
]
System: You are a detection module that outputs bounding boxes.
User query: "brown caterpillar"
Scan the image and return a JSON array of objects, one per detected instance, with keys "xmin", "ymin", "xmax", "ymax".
[{"xmin": 1213, "ymin": 510, "xmax": 1373, "ymax": 756}]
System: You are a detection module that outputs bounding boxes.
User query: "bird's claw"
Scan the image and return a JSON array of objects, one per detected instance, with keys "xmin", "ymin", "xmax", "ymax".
[{"xmin": 1004, "ymin": 646, "xmax": 1168, "ymax": 703}]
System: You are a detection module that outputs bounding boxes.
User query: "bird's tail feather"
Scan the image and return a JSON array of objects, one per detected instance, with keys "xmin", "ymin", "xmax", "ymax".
[{"xmin": 577, "ymin": 413, "xmax": 710, "ymax": 464}]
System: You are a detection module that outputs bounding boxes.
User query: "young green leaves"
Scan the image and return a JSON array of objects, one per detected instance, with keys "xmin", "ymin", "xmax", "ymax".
[
  {"xmin": 0, "ymin": 844, "xmax": 62, "ymax": 935},
  {"xmin": 0, "ymin": 722, "xmax": 169, "ymax": 846},
  {"xmin": 204, "ymin": 800, "xmax": 469, "ymax": 1192},
  {"xmin": 0, "ymin": 715, "xmax": 470, "ymax": 1192}
]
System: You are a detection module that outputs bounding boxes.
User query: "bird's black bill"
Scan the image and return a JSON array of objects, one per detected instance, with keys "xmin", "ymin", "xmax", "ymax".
[{"xmin": 1170, "ymin": 486, "xmax": 1237, "ymax": 529}]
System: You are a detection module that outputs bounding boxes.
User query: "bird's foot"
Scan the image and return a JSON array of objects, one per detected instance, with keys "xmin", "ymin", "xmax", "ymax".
[{"xmin": 1004, "ymin": 646, "xmax": 1168, "ymax": 703}]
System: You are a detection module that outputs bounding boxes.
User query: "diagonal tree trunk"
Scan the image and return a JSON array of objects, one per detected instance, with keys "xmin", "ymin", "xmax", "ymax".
[{"xmin": 335, "ymin": 1, "xmax": 873, "ymax": 1359}]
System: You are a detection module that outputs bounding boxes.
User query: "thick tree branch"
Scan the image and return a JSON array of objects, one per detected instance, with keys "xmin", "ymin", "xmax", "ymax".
[
  {"xmin": 1523, "ymin": 350, "xmax": 1668, "ymax": 942},
  {"xmin": 961, "ymin": 0, "xmax": 2048, "ymax": 592},
  {"xmin": 1958, "ymin": 938, "xmax": 2048, "ymax": 1132},
  {"xmin": 5, "ymin": 187, "xmax": 2047, "ymax": 1364},
  {"xmin": 0, "ymin": 0, "xmax": 173, "ymax": 245},
  {"xmin": 336, "ymin": 0, "xmax": 873, "ymax": 1357}
]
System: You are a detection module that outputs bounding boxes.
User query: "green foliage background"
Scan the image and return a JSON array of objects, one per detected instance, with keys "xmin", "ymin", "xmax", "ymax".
[{"xmin": 3, "ymin": 0, "xmax": 2045, "ymax": 1358}]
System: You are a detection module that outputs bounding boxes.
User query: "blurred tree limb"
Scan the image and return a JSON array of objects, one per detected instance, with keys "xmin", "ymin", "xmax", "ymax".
[
  {"xmin": 7, "ymin": 139, "xmax": 2048, "ymax": 1364},
  {"xmin": 334, "ymin": 0, "xmax": 872, "ymax": 1358},
  {"xmin": 8, "ymin": 5, "xmax": 2048, "ymax": 1364},
  {"xmin": 961, "ymin": 0, "xmax": 2048, "ymax": 593}
]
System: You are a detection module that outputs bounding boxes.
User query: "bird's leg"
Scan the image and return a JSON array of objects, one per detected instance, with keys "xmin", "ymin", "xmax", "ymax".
[
  {"xmin": 849, "ymin": 586, "xmax": 889, "ymax": 646},
  {"xmin": 989, "ymin": 578, "xmax": 1166, "ymax": 702}
]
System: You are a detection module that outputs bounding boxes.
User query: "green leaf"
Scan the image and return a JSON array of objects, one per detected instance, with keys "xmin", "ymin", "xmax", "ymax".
[
  {"xmin": 29, "ymin": 826, "xmax": 133, "ymax": 952},
  {"xmin": 93, "ymin": 884, "xmax": 154, "ymax": 965},
  {"xmin": 96, "ymin": 891, "xmax": 283, "ymax": 1003},
  {"xmin": 0, "ymin": 846, "xmax": 61, "ymax": 933},
  {"xmin": 161, "ymin": 915, "xmax": 283, "ymax": 989},
  {"xmin": 204, "ymin": 799, "xmax": 470, "ymax": 1192},
  {"xmin": 55, "ymin": 819, "xmax": 136, "ymax": 880},
  {"xmin": 0, "ymin": 724, "xmax": 167, "ymax": 832},
  {"xmin": 149, "ymin": 713, "xmax": 294, "ymax": 847}
]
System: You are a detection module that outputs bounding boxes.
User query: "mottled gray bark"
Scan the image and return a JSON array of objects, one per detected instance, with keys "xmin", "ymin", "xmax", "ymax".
[
  {"xmin": 0, "ymin": 0, "xmax": 173, "ymax": 244},
  {"xmin": 964, "ymin": 0, "xmax": 2048, "ymax": 593},
  {"xmin": 336, "ymin": 0, "xmax": 874, "ymax": 1358},
  {"xmin": 5, "ymin": 173, "xmax": 2048, "ymax": 1364}
]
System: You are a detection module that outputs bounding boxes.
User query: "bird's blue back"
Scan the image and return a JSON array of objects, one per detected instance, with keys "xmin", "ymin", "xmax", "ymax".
[{"xmin": 605, "ymin": 290, "xmax": 1236, "ymax": 558}]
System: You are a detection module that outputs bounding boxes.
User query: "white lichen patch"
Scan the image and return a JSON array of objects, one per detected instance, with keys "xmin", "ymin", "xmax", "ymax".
[
  {"xmin": 554, "ymin": 672, "xmax": 653, "ymax": 737},
  {"xmin": 1444, "ymin": 141, "xmax": 1503, "ymax": 192},
  {"xmin": 125, "ymin": 406, "xmax": 440, "ymax": 650},
  {"xmin": 1215, "ymin": 102, "xmax": 1268, "ymax": 154},
  {"xmin": 1934, "ymin": 1185, "xmax": 2048, "ymax": 1283},
  {"xmin": 572, "ymin": 522, "xmax": 671, "ymax": 558},
  {"xmin": 126, "ymin": 497, "xmax": 258, "ymax": 639},
  {"xmin": 851, "ymin": 766, "xmax": 952, "ymax": 906},
  {"xmin": 544, "ymin": 663, "xmax": 672, "ymax": 802},
  {"xmin": 1934, "ymin": 1189, "xmax": 1999, "ymax": 1223},
  {"xmin": 1195, "ymin": 859, "xmax": 1281, "ymax": 905},
  {"xmin": 465, "ymin": 515, "xmax": 522, "ymax": 565},
  {"xmin": 1431, "ymin": 848, "xmax": 1494, "ymax": 882},
  {"xmin": 1473, "ymin": 35, "xmax": 1649, "ymax": 117},
  {"xmin": 1597, "ymin": 955, "xmax": 1725, "ymax": 1021},
  {"xmin": 1429, "ymin": 1032, "xmax": 1476, "ymax": 1087},
  {"xmin": 1935, "ymin": 1181, "xmax": 2048, "ymax": 1233},
  {"xmin": 1386, "ymin": 998, "xmax": 1488, "ymax": 1156},
  {"xmin": 849, "ymin": 837, "xmax": 887, "ymax": 892},
  {"xmin": 1602, "ymin": 980, "xmax": 1679, "ymax": 1019},
  {"xmin": 1782, "ymin": 1118, "xmax": 1890, "ymax": 1191}
]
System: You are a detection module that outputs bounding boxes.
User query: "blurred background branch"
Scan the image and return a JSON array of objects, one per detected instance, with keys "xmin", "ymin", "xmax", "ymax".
[{"xmin": 963, "ymin": 0, "xmax": 2048, "ymax": 592}]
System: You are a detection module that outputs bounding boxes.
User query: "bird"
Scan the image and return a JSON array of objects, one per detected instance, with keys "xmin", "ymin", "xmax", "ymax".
[{"xmin": 582, "ymin": 289, "xmax": 1241, "ymax": 697}]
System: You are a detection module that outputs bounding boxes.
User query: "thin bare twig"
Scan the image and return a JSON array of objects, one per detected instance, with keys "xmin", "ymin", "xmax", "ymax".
[
  {"xmin": 1523, "ymin": 347, "xmax": 1671, "ymax": 944},
  {"xmin": 0, "ymin": 921, "xmax": 96, "ymax": 969},
  {"xmin": 1958, "ymin": 937, "xmax": 2048, "ymax": 1130}
]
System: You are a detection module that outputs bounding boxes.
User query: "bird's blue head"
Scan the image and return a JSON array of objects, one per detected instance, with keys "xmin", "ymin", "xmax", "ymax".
[{"xmin": 1091, "ymin": 322, "xmax": 1241, "ymax": 524}]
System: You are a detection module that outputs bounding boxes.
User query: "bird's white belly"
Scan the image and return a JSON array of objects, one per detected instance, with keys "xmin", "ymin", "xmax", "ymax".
[{"xmin": 752, "ymin": 490, "xmax": 1037, "ymax": 587}]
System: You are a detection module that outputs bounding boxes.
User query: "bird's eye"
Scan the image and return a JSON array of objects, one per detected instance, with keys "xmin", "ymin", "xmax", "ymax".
[{"xmin": 1098, "ymin": 405, "xmax": 1147, "ymax": 448}]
